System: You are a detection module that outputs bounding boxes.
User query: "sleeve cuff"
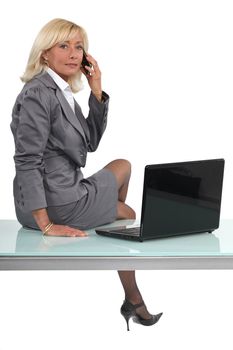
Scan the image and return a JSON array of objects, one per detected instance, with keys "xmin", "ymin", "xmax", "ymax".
[{"xmin": 91, "ymin": 91, "xmax": 109, "ymax": 104}]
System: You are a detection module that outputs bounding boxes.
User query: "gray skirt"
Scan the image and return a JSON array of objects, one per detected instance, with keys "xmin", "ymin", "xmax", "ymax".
[{"xmin": 15, "ymin": 168, "xmax": 118, "ymax": 230}]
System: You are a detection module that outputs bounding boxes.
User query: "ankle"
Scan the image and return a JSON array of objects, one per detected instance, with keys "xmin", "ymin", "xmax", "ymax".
[{"xmin": 125, "ymin": 296, "xmax": 144, "ymax": 305}]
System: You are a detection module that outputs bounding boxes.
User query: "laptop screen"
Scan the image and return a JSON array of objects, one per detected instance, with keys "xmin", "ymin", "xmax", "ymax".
[{"xmin": 141, "ymin": 159, "xmax": 225, "ymax": 239}]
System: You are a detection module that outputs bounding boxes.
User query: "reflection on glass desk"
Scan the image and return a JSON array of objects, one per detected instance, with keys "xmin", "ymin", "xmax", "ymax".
[{"xmin": 0, "ymin": 219, "xmax": 233, "ymax": 270}]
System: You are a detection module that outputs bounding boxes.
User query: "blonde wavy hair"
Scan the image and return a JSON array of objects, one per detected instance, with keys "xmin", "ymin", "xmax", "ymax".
[{"xmin": 21, "ymin": 18, "xmax": 89, "ymax": 93}]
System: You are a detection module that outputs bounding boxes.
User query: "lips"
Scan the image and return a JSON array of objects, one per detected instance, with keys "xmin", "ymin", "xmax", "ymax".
[{"xmin": 66, "ymin": 63, "xmax": 78, "ymax": 68}]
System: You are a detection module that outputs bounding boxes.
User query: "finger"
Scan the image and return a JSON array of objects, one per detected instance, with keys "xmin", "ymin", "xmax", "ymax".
[
  {"xmin": 68, "ymin": 228, "xmax": 88, "ymax": 237},
  {"xmin": 80, "ymin": 64, "xmax": 94, "ymax": 77},
  {"xmin": 64, "ymin": 232, "xmax": 87, "ymax": 237},
  {"xmin": 73, "ymin": 230, "xmax": 88, "ymax": 237},
  {"xmin": 86, "ymin": 66, "xmax": 101, "ymax": 80},
  {"xmin": 84, "ymin": 65, "xmax": 93, "ymax": 74},
  {"xmin": 92, "ymin": 64, "xmax": 100, "ymax": 75},
  {"xmin": 84, "ymin": 54, "xmax": 99, "ymax": 72},
  {"xmin": 80, "ymin": 66, "xmax": 91, "ymax": 78},
  {"xmin": 47, "ymin": 226, "xmax": 87, "ymax": 237},
  {"xmin": 85, "ymin": 53, "xmax": 97, "ymax": 66},
  {"xmin": 84, "ymin": 65, "xmax": 97, "ymax": 78}
]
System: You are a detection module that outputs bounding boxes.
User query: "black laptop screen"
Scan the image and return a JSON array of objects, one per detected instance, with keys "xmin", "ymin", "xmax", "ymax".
[{"xmin": 141, "ymin": 159, "xmax": 224, "ymax": 239}]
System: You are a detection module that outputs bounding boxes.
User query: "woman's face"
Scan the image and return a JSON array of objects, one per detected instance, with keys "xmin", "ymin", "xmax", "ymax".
[{"xmin": 44, "ymin": 32, "xmax": 84, "ymax": 81}]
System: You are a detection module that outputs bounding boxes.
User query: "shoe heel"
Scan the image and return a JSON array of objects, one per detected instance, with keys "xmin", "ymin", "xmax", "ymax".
[
  {"xmin": 121, "ymin": 307, "xmax": 131, "ymax": 331},
  {"xmin": 122, "ymin": 313, "xmax": 130, "ymax": 331}
]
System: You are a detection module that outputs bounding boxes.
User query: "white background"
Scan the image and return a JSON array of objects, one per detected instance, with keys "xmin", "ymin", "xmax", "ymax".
[{"xmin": 0, "ymin": 0, "xmax": 233, "ymax": 349}]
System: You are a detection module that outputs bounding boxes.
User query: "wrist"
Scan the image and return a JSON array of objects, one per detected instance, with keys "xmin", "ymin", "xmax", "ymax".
[
  {"xmin": 32, "ymin": 208, "xmax": 52, "ymax": 233},
  {"xmin": 92, "ymin": 90, "xmax": 102, "ymax": 102},
  {"xmin": 42, "ymin": 222, "xmax": 54, "ymax": 235}
]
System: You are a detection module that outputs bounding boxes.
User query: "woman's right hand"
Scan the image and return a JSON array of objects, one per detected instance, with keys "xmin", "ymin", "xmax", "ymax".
[
  {"xmin": 44, "ymin": 224, "xmax": 88, "ymax": 237},
  {"xmin": 32, "ymin": 208, "xmax": 87, "ymax": 237}
]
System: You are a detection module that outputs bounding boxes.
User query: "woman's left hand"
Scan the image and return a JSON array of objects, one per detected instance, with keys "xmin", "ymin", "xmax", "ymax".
[{"xmin": 81, "ymin": 53, "xmax": 102, "ymax": 101}]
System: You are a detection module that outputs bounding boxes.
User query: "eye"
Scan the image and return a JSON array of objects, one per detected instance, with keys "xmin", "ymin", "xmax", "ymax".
[
  {"xmin": 76, "ymin": 45, "xmax": 84, "ymax": 51},
  {"xmin": 59, "ymin": 43, "xmax": 68, "ymax": 49}
]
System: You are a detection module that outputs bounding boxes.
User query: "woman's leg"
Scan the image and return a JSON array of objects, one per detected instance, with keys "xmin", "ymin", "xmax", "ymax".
[
  {"xmin": 104, "ymin": 159, "xmax": 136, "ymax": 219},
  {"xmin": 117, "ymin": 270, "xmax": 153, "ymax": 319},
  {"xmin": 104, "ymin": 159, "xmax": 152, "ymax": 319}
]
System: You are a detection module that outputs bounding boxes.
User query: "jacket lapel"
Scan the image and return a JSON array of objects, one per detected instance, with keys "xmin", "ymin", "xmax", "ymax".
[
  {"xmin": 55, "ymin": 89, "xmax": 86, "ymax": 141},
  {"xmin": 36, "ymin": 72, "xmax": 87, "ymax": 142},
  {"xmin": 74, "ymin": 100, "xmax": 90, "ymax": 142}
]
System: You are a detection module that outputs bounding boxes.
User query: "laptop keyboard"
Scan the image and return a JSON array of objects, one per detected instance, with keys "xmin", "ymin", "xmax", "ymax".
[{"xmin": 112, "ymin": 226, "xmax": 141, "ymax": 236}]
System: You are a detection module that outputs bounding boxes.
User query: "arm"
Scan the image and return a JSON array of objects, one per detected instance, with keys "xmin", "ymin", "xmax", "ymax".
[
  {"xmin": 80, "ymin": 52, "xmax": 103, "ymax": 102},
  {"xmin": 12, "ymin": 87, "xmax": 50, "ymax": 211},
  {"xmin": 80, "ymin": 53, "xmax": 109, "ymax": 151},
  {"xmin": 12, "ymin": 87, "xmax": 86, "ymax": 237},
  {"xmin": 86, "ymin": 91, "xmax": 109, "ymax": 152},
  {"xmin": 32, "ymin": 208, "xmax": 87, "ymax": 237}
]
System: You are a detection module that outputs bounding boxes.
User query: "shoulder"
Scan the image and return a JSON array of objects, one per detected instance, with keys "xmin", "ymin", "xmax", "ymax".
[
  {"xmin": 22, "ymin": 72, "xmax": 56, "ymax": 94},
  {"xmin": 16, "ymin": 72, "xmax": 58, "ymax": 107}
]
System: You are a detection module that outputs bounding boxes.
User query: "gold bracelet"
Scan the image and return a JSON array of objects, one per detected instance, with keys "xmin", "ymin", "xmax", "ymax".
[{"xmin": 42, "ymin": 222, "xmax": 54, "ymax": 235}]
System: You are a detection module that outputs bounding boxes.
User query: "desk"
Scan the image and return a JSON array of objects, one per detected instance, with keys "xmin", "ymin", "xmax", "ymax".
[{"xmin": 0, "ymin": 219, "xmax": 233, "ymax": 270}]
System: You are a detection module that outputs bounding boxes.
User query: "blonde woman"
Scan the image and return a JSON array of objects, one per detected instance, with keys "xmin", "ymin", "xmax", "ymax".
[{"xmin": 11, "ymin": 18, "xmax": 162, "ymax": 330}]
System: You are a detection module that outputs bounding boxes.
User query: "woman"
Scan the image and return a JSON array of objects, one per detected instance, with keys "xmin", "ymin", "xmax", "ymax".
[{"xmin": 10, "ymin": 18, "xmax": 162, "ymax": 330}]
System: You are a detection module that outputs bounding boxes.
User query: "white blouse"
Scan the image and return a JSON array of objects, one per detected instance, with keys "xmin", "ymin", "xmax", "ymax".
[{"xmin": 47, "ymin": 68, "xmax": 75, "ymax": 113}]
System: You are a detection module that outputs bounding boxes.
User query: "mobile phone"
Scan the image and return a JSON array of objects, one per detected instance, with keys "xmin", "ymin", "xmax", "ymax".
[{"xmin": 81, "ymin": 50, "xmax": 92, "ymax": 75}]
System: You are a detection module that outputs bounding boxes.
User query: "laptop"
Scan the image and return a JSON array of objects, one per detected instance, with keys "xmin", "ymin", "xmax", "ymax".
[{"xmin": 95, "ymin": 159, "xmax": 225, "ymax": 242}]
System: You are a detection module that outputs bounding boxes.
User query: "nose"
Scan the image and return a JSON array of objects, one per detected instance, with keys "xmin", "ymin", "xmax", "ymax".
[{"xmin": 69, "ymin": 46, "xmax": 78, "ymax": 59}]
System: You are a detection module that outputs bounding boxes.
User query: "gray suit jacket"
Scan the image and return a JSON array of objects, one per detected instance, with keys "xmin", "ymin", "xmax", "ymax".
[{"xmin": 11, "ymin": 72, "xmax": 109, "ymax": 212}]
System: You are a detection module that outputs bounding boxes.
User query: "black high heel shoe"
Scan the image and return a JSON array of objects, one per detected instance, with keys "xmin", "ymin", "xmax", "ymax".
[{"xmin": 120, "ymin": 299, "xmax": 163, "ymax": 331}]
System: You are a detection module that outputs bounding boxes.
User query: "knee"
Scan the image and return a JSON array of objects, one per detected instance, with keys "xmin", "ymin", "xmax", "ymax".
[
  {"xmin": 117, "ymin": 159, "xmax": 132, "ymax": 177},
  {"xmin": 123, "ymin": 159, "xmax": 131, "ymax": 171},
  {"xmin": 117, "ymin": 202, "xmax": 136, "ymax": 220},
  {"xmin": 128, "ymin": 207, "xmax": 136, "ymax": 220},
  {"xmin": 104, "ymin": 158, "xmax": 132, "ymax": 181},
  {"xmin": 119, "ymin": 158, "xmax": 131, "ymax": 169},
  {"xmin": 114, "ymin": 158, "xmax": 132, "ymax": 173}
]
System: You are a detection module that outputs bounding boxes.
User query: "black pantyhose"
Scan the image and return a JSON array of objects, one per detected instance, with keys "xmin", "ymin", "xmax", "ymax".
[{"xmin": 118, "ymin": 271, "xmax": 153, "ymax": 320}]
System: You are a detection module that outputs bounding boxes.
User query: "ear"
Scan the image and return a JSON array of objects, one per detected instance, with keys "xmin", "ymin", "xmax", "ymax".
[{"xmin": 42, "ymin": 50, "xmax": 48, "ymax": 61}]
